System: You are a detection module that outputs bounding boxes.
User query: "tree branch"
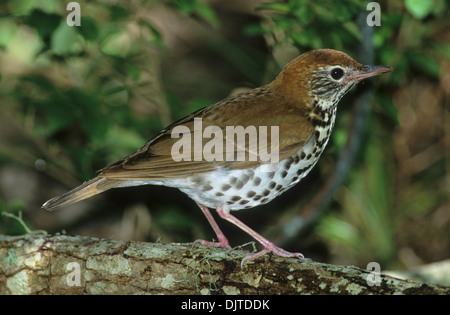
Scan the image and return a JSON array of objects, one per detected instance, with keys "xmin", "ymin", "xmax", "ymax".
[{"xmin": 1, "ymin": 234, "xmax": 447, "ymax": 295}]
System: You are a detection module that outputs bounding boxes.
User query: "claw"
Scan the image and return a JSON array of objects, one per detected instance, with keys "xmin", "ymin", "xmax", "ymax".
[{"xmin": 192, "ymin": 237, "xmax": 232, "ymax": 250}]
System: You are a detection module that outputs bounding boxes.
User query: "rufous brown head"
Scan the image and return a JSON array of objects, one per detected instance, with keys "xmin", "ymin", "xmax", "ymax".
[{"xmin": 273, "ymin": 49, "xmax": 392, "ymax": 109}]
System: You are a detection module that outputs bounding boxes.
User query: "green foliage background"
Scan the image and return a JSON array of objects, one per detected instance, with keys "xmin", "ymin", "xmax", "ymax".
[{"xmin": 0, "ymin": 0, "xmax": 448, "ymax": 270}]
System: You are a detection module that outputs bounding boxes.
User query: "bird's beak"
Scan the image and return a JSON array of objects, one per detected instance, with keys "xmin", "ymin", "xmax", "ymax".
[{"xmin": 350, "ymin": 65, "xmax": 392, "ymax": 81}]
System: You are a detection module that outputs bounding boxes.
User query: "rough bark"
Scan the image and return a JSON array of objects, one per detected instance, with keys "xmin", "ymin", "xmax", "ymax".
[{"xmin": 1, "ymin": 234, "xmax": 448, "ymax": 295}]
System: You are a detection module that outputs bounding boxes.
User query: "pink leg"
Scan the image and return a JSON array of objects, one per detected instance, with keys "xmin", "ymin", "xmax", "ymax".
[
  {"xmin": 193, "ymin": 203, "xmax": 231, "ymax": 250},
  {"xmin": 216, "ymin": 205, "xmax": 305, "ymax": 268}
]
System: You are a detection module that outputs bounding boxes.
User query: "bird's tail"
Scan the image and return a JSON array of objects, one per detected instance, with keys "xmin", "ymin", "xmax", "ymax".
[{"xmin": 42, "ymin": 177, "xmax": 123, "ymax": 211}]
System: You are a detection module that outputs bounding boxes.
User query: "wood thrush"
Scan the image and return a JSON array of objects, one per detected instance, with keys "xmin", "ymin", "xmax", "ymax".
[{"xmin": 43, "ymin": 49, "xmax": 391, "ymax": 266}]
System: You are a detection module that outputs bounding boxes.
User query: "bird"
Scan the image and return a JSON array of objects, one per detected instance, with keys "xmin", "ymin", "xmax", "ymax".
[{"xmin": 42, "ymin": 49, "xmax": 391, "ymax": 267}]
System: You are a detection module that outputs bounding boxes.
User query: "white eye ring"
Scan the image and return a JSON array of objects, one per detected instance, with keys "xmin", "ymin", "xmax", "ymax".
[{"xmin": 330, "ymin": 67, "xmax": 345, "ymax": 80}]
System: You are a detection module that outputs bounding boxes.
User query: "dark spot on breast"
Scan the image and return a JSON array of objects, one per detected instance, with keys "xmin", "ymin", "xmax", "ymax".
[
  {"xmin": 284, "ymin": 157, "xmax": 294, "ymax": 170},
  {"xmin": 240, "ymin": 174, "xmax": 250, "ymax": 185},
  {"xmin": 192, "ymin": 177, "xmax": 204, "ymax": 185},
  {"xmin": 246, "ymin": 191, "xmax": 256, "ymax": 198},
  {"xmin": 231, "ymin": 196, "xmax": 241, "ymax": 202},
  {"xmin": 222, "ymin": 184, "xmax": 231, "ymax": 191},
  {"xmin": 202, "ymin": 184, "xmax": 213, "ymax": 191}
]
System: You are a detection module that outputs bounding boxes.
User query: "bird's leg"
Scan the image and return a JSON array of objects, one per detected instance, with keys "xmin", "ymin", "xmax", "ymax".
[
  {"xmin": 216, "ymin": 205, "xmax": 306, "ymax": 268},
  {"xmin": 193, "ymin": 203, "xmax": 232, "ymax": 250}
]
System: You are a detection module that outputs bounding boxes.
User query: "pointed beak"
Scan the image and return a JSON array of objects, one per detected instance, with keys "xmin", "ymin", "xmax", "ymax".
[{"xmin": 350, "ymin": 65, "xmax": 392, "ymax": 81}]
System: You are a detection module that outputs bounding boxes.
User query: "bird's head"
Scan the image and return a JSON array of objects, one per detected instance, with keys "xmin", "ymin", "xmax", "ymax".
[{"xmin": 273, "ymin": 49, "xmax": 392, "ymax": 109}]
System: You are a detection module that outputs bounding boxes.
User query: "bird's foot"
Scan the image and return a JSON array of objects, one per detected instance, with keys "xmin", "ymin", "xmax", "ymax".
[
  {"xmin": 241, "ymin": 243, "xmax": 306, "ymax": 268},
  {"xmin": 193, "ymin": 235, "xmax": 232, "ymax": 250},
  {"xmin": 194, "ymin": 203, "xmax": 232, "ymax": 250},
  {"xmin": 213, "ymin": 205, "xmax": 308, "ymax": 268}
]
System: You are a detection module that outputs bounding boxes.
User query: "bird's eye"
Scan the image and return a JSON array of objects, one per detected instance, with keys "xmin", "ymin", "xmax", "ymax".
[{"xmin": 330, "ymin": 68, "xmax": 344, "ymax": 80}]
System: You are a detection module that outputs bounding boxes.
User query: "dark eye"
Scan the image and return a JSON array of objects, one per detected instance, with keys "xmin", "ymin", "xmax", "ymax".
[{"xmin": 330, "ymin": 68, "xmax": 344, "ymax": 80}]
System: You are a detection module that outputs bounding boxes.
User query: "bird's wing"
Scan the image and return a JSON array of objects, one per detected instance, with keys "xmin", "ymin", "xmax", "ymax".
[{"xmin": 99, "ymin": 86, "xmax": 314, "ymax": 180}]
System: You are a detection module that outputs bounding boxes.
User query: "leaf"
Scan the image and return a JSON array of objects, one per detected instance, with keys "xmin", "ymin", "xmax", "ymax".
[
  {"xmin": 77, "ymin": 16, "xmax": 99, "ymax": 41},
  {"xmin": 45, "ymin": 98, "xmax": 76, "ymax": 134},
  {"xmin": 100, "ymin": 31, "xmax": 131, "ymax": 57},
  {"xmin": 8, "ymin": 0, "xmax": 35, "ymax": 16},
  {"xmin": 243, "ymin": 23, "xmax": 266, "ymax": 37},
  {"xmin": 433, "ymin": 43, "xmax": 450, "ymax": 59},
  {"xmin": 103, "ymin": 126, "xmax": 147, "ymax": 160},
  {"xmin": 342, "ymin": 21, "xmax": 362, "ymax": 41},
  {"xmin": 194, "ymin": 3, "xmax": 220, "ymax": 27},
  {"xmin": 405, "ymin": 0, "xmax": 433, "ymax": 19},
  {"xmin": 25, "ymin": 9, "xmax": 61, "ymax": 40},
  {"xmin": 409, "ymin": 52, "xmax": 441, "ymax": 78},
  {"xmin": 377, "ymin": 95, "xmax": 399, "ymax": 125},
  {"xmin": 109, "ymin": 5, "xmax": 129, "ymax": 20},
  {"xmin": 138, "ymin": 19, "xmax": 165, "ymax": 47},
  {"xmin": 293, "ymin": 4, "xmax": 313, "ymax": 24},
  {"xmin": 51, "ymin": 21, "xmax": 80, "ymax": 55},
  {"xmin": 318, "ymin": 215, "xmax": 359, "ymax": 246},
  {"xmin": 257, "ymin": 2, "xmax": 291, "ymax": 13},
  {"xmin": 0, "ymin": 19, "xmax": 18, "ymax": 48},
  {"xmin": 331, "ymin": 0, "xmax": 359, "ymax": 21}
]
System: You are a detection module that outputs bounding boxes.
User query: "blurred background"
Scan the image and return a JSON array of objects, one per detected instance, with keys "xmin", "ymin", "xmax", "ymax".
[{"xmin": 0, "ymin": 0, "xmax": 448, "ymax": 280}]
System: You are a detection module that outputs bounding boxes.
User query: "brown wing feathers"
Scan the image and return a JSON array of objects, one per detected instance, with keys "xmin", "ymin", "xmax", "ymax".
[{"xmin": 100, "ymin": 87, "xmax": 313, "ymax": 179}]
